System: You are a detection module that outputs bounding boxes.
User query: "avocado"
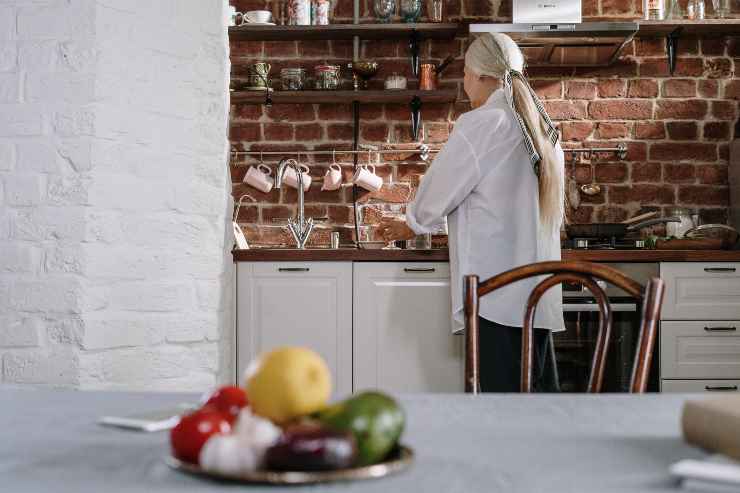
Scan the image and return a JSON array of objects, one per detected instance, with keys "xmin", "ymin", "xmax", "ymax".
[{"xmin": 317, "ymin": 391, "xmax": 404, "ymax": 466}]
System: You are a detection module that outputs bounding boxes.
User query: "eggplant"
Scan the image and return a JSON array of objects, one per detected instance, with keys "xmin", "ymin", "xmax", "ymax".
[{"xmin": 265, "ymin": 423, "xmax": 357, "ymax": 471}]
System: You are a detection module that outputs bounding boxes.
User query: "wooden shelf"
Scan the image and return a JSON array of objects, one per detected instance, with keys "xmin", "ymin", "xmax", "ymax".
[
  {"xmin": 230, "ymin": 89, "xmax": 457, "ymax": 104},
  {"xmin": 637, "ymin": 19, "xmax": 740, "ymax": 36},
  {"xmin": 229, "ymin": 23, "xmax": 461, "ymax": 41}
]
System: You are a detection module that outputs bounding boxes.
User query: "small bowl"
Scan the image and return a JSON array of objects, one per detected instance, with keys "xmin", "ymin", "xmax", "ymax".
[
  {"xmin": 351, "ymin": 61, "xmax": 379, "ymax": 79},
  {"xmin": 245, "ymin": 10, "xmax": 273, "ymax": 23}
]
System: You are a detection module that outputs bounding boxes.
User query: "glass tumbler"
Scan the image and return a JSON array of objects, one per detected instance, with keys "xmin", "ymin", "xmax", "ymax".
[
  {"xmin": 373, "ymin": 0, "xmax": 396, "ymax": 23},
  {"xmin": 427, "ymin": 0, "xmax": 444, "ymax": 21},
  {"xmin": 400, "ymin": 0, "xmax": 422, "ymax": 22},
  {"xmin": 712, "ymin": 0, "xmax": 731, "ymax": 17}
]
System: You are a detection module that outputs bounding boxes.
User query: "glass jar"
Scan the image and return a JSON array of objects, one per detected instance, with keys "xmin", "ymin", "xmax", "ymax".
[
  {"xmin": 373, "ymin": 0, "xmax": 396, "ymax": 23},
  {"xmin": 643, "ymin": 0, "xmax": 665, "ymax": 19},
  {"xmin": 314, "ymin": 64, "xmax": 341, "ymax": 90},
  {"xmin": 280, "ymin": 68, "xmax": 307, "ymax": 90},
  {"xmin": 400, "ymin": 0, "xmax": 422, "ymax": 22}
]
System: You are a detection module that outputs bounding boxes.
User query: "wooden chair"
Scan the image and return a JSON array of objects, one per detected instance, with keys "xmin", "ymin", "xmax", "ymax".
[{"xmin": 463, "ymin": 261, "xmax": 665, "ymax": 394}]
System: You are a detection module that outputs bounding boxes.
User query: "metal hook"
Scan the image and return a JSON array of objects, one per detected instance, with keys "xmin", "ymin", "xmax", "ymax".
[
  {"xmin": 233, "ymin": 193, "xmax": 256, "ymax": 223},
  {"xmin": 332, "ymin": 149, "xmax": 336, "ymax": 166},
  {"xmin": 259, "ymin": 151, "xmax": 264, "ymax": 165}
]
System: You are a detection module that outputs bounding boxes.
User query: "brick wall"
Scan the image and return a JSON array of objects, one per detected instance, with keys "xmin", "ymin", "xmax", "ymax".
[
  {"xmin": 230, "ymin": 0, "xmax": 740, "ymax": 244},
  {"xmin": 0, "ymin": 1, "xmax": 233, "ymax": 390}
]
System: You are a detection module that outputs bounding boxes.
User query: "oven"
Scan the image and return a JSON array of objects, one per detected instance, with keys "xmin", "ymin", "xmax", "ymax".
[{"xmin": 553, "ymin": 263, "xmax": 660, "ymax": 392}]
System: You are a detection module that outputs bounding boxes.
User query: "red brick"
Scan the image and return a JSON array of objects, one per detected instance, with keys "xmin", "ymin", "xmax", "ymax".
[
  {"xmin": 705, "ymin": 58, "xmax": 733, "ymax": 78},
  {"xmin": 724, "ymin": 80, "xmax": 740, "ymax": 100},
  {"xmin": 231, "ymin": 104, "xmax": 263, "ymax": 121},
  {"xmin": 360, "ymin": 39, "xmax": 399, "ymax": 59},
  {"xmin": 655, "ymin": 100, "xmax": 707, "ymax": 119},
  {"xmin": 601, "ymin": 0, "xmax": 635, "ymax": 14},
  {"xmin": 597, "ymin": 80, "xmax": 627, "ymax": 98},
  {"xmin": 634, "ymin": 122, "xmax": 665, "ymax": 140},
  {"xmin": 634, "ymin": 38, "xmax": 665, "ymax": 57},
  {"xmin": 666, "ymin": 122, "xmax": 698, "ymax": 140},
  {"xmin": 594, "ymin": 163, "xmax": 628, "ymax": 183},
  {"xmin": 396, "ymin": 164, "xmax": 428, "ymax": 184},
  {"xmin": 711, "ymin": 100, "xmax": 737, "ymax": 119},
  {"xmin": 704, "ymin": 121, "xmax": 730, "ymax": 140},
  {"xmin": 230, "ymin": 41, "xmax": 263, "ymax": 57},
  {"xmin": 318, "ymin": 104, "xmax": 353, "ymax": 121},
  {"xmin": 545, "ymin": 101, "xmax": 588, "ymax": 120},
  {"xmin": 263, "ymin": 41, "xmax": 298, "ymax": 57},
  {"xmin": 263, "ymin": 123, "xmax": 294, "ymax": 141},
  {"xmin": 284, "ymin": 183, "xmax": 346, "ymax": 204},
  {"xmin": 699, "ymin": 208, "xmax": 729, "ymax": 224},
  {"xmin": 609, "ymin": 184, "xmax": 675, "ymax": 205},
  {"xmin": 530, "ymin": 80, "xmax": 562, "ymax": 100},
  {"xmin": 331, "ymin": 40, "xmax": 353, "ymax": 59},
  {"xmin": 729, "ymin": 37, "xmax": 740, "ymax": 57},
  {"xmin": 628, "ymin": 80, "xmax": 659, "ymax": 98},
  {"xmin": 261, "ymin": 205, "xmax": 294, "ymax": 222},
  {"xmin": 631, "ymin": 162, "xmax": 662, "ymax": 182},
  {"xmin": 265, "ymin": 104, "xmax": 316, "ymax": 122},
  {"xmin": 565, "ymin": 81, "xmax": 596, "ymax": 100},
  {"xmin": 595, "ymin": 206, "xmax": 629, "ymax": 223},
  {"xmin": 574, "ymin": 59, "xmax": 637, "ymax": 78},
  {"xmin": 662, "ymin": 79, "xmax": 696, "ymax": 98},
  {"xmin": 424, "ymin": 122, "xmax": 450, "ymax": 143},
  {"xmin": 569, "ymin": 205, "xmax": 594, "ymax": 223},
  {"xmin": 327, "ymin": 205, "xmax": 353, "ymax": 224},
  {"xmin": 295, "ymin": 123, "xmax": 322, "ymax": 141},
  {"xmin": 560, "ymin": 122, "xmax": 594, "ymax": 141},
  {"xmin": 230, "ymin": 124, "xmax": 261, "ymax": 141},
  {"xmin": 678, "ymin": 185, "xmax": 728, "ymax": 206},
  {"xmin": 588, "ymin": 100, "xmax": 653, "ymax": 120},
  {"xmin": 233, "ymin": 204, "xmax": 258, "ymax": 222},
  {"xmin": 595, "ymin": 122, "xmax": 629, "ymax": 139},
  {"xmin": 702, "ymin": 37, "xmax": 727, "ymax": 56},
  {"xmin": 649, "ymin": 143, "xmax": 717, "ymax": 162},
  {"xmin": 582, "ymin": 0, "xmax": 598, "ymax": 16},
  {"xmin": 298, "ymin": 40, "xmax": 332, "ymax": 57},
  {"xmin": 360, "ymin": 123, "xmax": 389, "ymax": 142},
  {"xmin": 697, "ymin": 164, "xmax": 728, "ymax": 185},
  {"xmin": 356, "ymin": 183, "xmax": 412, "ymax": 204},
  {"xmin": 232, "ymin": 182, "xmax": 280, "ymax": 204},
  {"xmin": 640, "ymin": 58, "xmax": 704, "ymax": 77},
  {"xmin": 574, "ymin": 165, "xmax": 593, "ymax": 184},
  {"xmin": 326, "ymin": 123, "xmax": 353, "ymax": 141},
  {"xmin": 664, "ymin": 163, "xmax": 696, "ymax": 183},
  {"xmin": 698, "ymin": 80, "xmax": 719, "ymax": 98}
]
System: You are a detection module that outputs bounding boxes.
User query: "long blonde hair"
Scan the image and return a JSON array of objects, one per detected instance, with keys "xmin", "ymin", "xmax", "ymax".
[{"xmin": 465, "ymin": 33, "xmax": 564, "ymax": 235}]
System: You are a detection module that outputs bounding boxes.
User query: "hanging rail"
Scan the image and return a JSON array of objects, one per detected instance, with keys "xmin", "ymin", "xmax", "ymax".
[{"xmin": 229, "ymin": 143, "xmax": 627, "ymax": 161}]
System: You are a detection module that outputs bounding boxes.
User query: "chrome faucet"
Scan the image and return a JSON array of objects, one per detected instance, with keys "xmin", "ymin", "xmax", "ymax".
[{"xmin": 275, "ymin": 158, "xmax": 314, "ymax": 249}]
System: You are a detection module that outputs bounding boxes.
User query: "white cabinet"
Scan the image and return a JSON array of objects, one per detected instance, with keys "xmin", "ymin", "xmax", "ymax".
[
  {"xmin": 661, "ymin": 263, "xmax": 740, "ymax": 320},
  {"xmin": 660, "ymin": 321, "xmax": 740, "ymax": 379},
  {"xmin": 661, "ymin": 379, "xmax": 740, "ymax": 393},
  {"xmin": 352, "ymin": 263, "xmax": 463, "ymax": 393},
  {"xmin": 236, "ymin": 262, "xmax": 352, "ymax": 397}
]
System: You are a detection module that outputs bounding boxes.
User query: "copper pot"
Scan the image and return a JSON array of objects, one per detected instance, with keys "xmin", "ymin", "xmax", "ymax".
[{"xmin": 419, "ymin": 63, "xmax": 437, "ymax": 90}]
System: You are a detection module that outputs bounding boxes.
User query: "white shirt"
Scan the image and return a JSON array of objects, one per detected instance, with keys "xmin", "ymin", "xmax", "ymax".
[{"xmin": 406, "ymin": 89, "xmax": 565, "ymax": 333}]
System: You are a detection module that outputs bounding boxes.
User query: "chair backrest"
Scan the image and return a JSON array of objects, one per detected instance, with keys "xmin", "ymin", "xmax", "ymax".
[{"xmin": 463, "ymin": 261, "xmax": 665, "ymax": 394}]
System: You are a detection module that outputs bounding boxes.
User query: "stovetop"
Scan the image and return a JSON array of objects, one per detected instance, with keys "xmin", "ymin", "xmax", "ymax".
[{"xmin": 562, "ymin": 237, "xmax": 646, "ymax": 250}]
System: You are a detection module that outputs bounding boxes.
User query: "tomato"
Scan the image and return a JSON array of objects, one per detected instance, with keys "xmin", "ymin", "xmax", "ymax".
[
  {"xmin": 170, "ymin": 408, "xmax": 231, "ymax": 464},
  {"xmin": 204, "ymin": 386, "xmax": 249, "ymax": 424}
]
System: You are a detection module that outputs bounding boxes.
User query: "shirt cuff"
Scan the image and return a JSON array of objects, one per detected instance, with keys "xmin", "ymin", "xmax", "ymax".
[{"xmin": 405, "ymin": 202, "xmax": 446, "ymax": 235}]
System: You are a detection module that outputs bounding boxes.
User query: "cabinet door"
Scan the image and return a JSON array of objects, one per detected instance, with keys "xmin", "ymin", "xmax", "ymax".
[
  {"xmin": 237, "ymin": 262, "xmax": 352, "ymax": 397},
  {"xmin": 661, "ymin": 262, "xmax": 740, "ymax": 320},
  {"xmin": 660, "ymin": 321, "xmax": 740, "ymax": 379},
  {"xmin": 353, "ymin": 262, "xmax": 463, "ymax": 393},
  {"xmin": 661, "ymin": 379, "xmax": 740, "ymax": 393}
]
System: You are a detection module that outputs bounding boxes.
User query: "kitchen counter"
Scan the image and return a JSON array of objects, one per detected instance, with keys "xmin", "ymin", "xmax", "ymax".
[
  {"xmin": 2, "ymin": 389, "xmax": 703, "ymax": 493},
  {"xmin": 233, "ymin": 248, "xmax": 740, "ymax": 262}
]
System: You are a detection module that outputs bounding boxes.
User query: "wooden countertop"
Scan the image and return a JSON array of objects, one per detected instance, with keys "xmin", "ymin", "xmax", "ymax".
[{"xmin": 233, "ymin": 248, "xmax": 740, "ymax": 262}]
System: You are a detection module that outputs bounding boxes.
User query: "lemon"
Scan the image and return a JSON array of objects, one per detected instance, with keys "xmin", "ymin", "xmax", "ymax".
[{"xmin": 245, "ymin": 347, "xmax": 332, "ymax": 424}]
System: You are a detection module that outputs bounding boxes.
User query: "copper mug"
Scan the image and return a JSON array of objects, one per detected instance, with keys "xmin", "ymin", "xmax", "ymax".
[{"xmin": 419, "ymin": 63, "xmax": 437, "ymax": 90}]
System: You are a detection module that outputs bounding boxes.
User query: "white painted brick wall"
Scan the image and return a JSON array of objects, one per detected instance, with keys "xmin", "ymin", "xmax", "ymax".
[{"xmin": 0, "ymin": 0, "xmax": 233, "ymax": 390}]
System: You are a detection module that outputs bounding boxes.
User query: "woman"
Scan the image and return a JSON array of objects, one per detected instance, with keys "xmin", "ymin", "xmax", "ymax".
[{"xmin": 381, "ymin": 33, "xmax": 565, "ymax": 392}]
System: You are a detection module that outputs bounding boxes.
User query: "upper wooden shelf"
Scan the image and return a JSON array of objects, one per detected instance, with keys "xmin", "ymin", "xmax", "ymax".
[
  {"xmin": 228, "ymin": 23, "xmax": 462, "ymax": 41},
  {"xmin": 230, "ymin": 89, "xmax": 457, "ymax": 104},
  {"xmin": 636, "ymin": 19, "xmax": 740, "ymax": 36}
]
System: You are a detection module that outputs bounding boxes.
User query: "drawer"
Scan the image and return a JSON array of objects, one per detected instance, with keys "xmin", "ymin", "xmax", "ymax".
[
  {"xmin": 661, "ymin": 263, "xmax": 740, "ymax": 320},
  {"xmin": 661, "ymin": 321, "xmax": 740, "ymax": 379},
  {"xmin": 661, "ymin": 379, "xmax": 740, "ymax": 393}
]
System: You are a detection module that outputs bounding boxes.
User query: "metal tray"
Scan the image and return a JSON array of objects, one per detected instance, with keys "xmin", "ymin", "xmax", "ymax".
[{"xmin": 165, "ymin": 445, "xmax": 414, "ymax": 485}]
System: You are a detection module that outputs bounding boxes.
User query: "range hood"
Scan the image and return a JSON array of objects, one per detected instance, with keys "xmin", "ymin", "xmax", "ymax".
[{"xmin": 469, "ymin": 23, "xmax": 639, "ymax": 67}]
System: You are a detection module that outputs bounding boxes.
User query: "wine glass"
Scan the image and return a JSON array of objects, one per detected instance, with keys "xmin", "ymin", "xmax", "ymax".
[{"xmin": 373, "ymin": 0, "xmax": 396, "ymax": 23}]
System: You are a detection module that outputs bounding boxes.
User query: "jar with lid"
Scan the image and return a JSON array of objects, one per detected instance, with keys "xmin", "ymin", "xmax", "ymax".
[
  {"xmin": 314, "ymin": 64, "xmax": 341, "ymax": 90},
  {"xmin": 643, "ymin": 0, "xmax": 665, "ymax": 19},
  {"xmin": 280, "ymin": 68, "xmax": 307, "ymax": 91}
]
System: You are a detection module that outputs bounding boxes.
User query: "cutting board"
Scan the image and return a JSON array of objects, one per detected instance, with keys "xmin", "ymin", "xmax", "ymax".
[{"xmin": 656, "ymin": 238, "xmax": 726, "ymax": 250}]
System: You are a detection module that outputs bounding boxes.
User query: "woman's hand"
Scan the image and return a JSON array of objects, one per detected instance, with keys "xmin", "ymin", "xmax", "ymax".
[{"xmin": 378, "ymin": 218, "xmax": 416, "ymax": 243}]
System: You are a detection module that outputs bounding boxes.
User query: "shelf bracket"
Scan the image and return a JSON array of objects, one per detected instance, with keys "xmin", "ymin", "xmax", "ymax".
[
  {"xmin": 410, "ymin": 95, "xmax": 422, "ymax": 141},
  {"xmin": 409, "ymin": 30, "xmax": 421, "ymax": 78},
  {"xmin": 666, "ymin": 27, "xmax": 682, "ymax": 76}
]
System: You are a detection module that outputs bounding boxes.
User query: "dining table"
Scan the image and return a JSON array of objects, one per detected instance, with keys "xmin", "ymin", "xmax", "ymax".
[{"xmin": 2, "ymin": 389, "xmax": 705, "ymax": 492}]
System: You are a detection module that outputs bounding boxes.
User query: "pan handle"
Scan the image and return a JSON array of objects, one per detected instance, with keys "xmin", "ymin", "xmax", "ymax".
[{"xmin": 625, "ymin": 216, "xmax": 681, "ymax": 231}]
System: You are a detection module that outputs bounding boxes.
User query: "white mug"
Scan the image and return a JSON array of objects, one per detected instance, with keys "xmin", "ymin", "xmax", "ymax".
[
  {"xmin": 245, "ymin": 10, "xmax": 272, "ymax": 23},
  {"xmin": 322, "ymin": 164, "xmax": 343, "ymax": 191},
  {"xmin": 283, "ymin": 164, "xmax": 311, "ymax": 191},
  {"xmin": 352, "ymin": 164, "xmax": 382, "ymax": 192},
  {"xmin": 243, "ymin": 164, "xmax": 274, "ymax": 193}
]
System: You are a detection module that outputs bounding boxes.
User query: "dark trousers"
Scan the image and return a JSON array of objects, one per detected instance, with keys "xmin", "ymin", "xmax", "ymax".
[{"xmin": 478, "ymin": 317, "xmax": 560, "ymax": 393}]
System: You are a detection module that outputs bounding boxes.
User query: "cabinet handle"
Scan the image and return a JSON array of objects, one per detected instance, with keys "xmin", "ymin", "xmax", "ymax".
[
  {"xmin": 704, "ymin": 267, "xmax": 737, "ymax": 273},
  {"xmin": 704, "ymin": 326, "xmax": 737, "ymax": 332},
  {"xmin": 278, "ymin": 267, "xmax": 310, "ymax": 272},
  {"xmin": 404, "ymin": 268, "xmax": 436, "ymax": 273},
  {"xmin": 705, "ymin": 385, "xmax": 738, "ymax": 391}
]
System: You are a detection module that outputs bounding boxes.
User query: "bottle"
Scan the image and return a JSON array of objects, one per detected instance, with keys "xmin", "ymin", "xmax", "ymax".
[{"xmin": 643, "ymin": 0, "xmax": 664, "ymax": 19}]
